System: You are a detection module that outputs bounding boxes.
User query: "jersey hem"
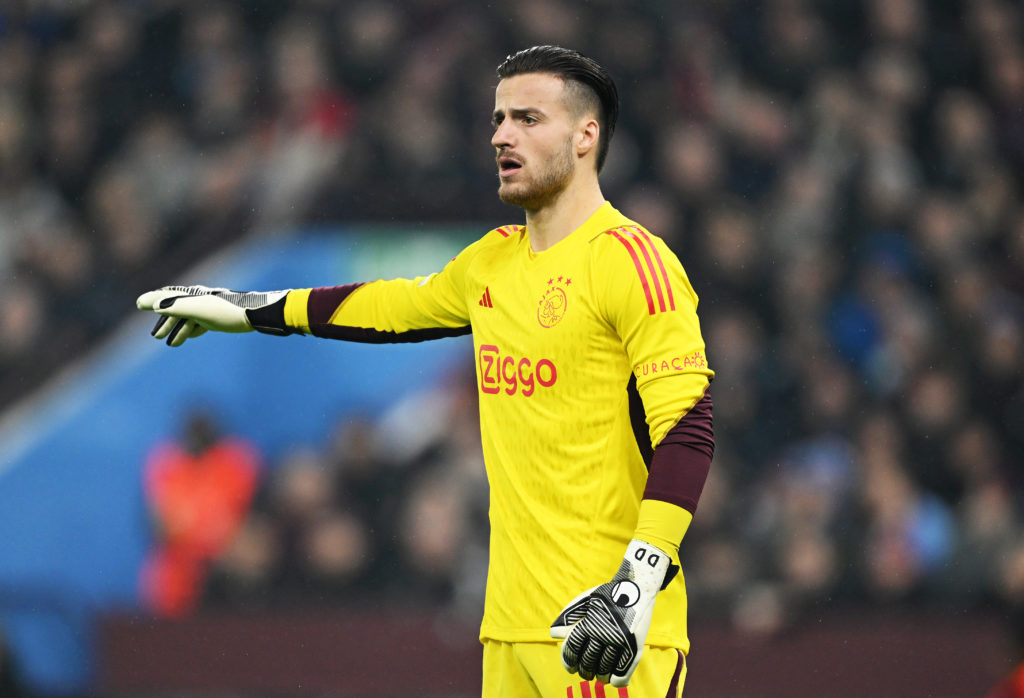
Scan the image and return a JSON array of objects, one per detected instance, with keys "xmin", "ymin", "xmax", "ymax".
[{"xmin": 479, "ymin": 625, "xmax": 689, "ymax": 653}]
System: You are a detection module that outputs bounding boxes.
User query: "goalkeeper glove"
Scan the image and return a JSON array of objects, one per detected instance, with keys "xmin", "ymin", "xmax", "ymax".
[
  {"xmin": 550, "ymin": 539, "xmax": 679, "ymax": 687},
  {"xmin": 136, "ymin": 285, "xmax": 292, "ymax": 347}
]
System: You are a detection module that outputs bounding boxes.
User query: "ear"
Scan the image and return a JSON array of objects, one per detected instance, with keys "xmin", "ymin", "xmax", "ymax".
[{"xmin": 575, "ymin": 118, "xmax": 600, "ymax": 159}]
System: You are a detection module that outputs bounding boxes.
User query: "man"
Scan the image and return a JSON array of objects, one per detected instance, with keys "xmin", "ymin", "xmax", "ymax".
[
  {"xmin": 137, "ymin": 46, "xmax": 714, "ymax": 697},
  {"xmin": 140, "ymin": 409, "xmax": 261, "ymax": 618}
]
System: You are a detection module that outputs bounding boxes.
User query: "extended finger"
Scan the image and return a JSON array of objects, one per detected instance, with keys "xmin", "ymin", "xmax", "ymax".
[
  {"xmin": 136, "ymin": 289, "xmax": 179, "ymax": 311},
  {"xmin": 166, "ymin": 318, "xmax": 194, "ymax": 347},
  {"xmin": 151, "ymin": 315, "xmax": 173, "ymax": 339}
]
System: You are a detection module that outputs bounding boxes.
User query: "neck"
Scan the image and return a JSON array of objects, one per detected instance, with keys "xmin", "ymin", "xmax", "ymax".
[{"xmin": 525, "ymin": 175, "xmax": 606, "ymax": 252}]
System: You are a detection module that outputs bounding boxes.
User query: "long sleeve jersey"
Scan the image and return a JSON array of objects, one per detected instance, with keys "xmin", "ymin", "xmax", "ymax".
[{"xmin": 281, "ymin": 202, "xmax": 714, "ymax": 650}]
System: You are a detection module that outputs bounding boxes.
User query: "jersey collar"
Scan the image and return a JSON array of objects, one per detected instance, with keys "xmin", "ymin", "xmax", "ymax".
[{"xmin": 524, "ymin": 201, "xmax": 635, "ymax": 256}]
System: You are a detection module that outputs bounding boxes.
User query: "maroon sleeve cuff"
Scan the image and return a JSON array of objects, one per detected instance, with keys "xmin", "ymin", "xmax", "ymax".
[
  {"xmin": 306, "ymin": 284, "xmax": 472, "ymax": 344},
  {"xmin": 308, "ymin": 284, "xmax": 365, "ymax": 325},
  {"xmin": 643, "ymin": 388, "xmax": 714, "ymax": 513}
]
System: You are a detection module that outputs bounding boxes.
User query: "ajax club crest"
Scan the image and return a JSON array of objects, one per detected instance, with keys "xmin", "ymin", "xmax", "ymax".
[{"xmin": 538, "ymin": 276, "xmax": 570, "ymax": 328}]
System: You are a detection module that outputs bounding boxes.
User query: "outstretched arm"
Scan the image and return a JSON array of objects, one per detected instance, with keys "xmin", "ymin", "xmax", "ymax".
[
  {"xmin": 138, "ymin": 280, "xmax": 475, "ymax": 347},
  {"xmin": 136, "ymin": 234, "xmax": 491, "ymax": 347}
]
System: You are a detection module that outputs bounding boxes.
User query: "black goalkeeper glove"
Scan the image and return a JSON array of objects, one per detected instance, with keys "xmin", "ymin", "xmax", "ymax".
[
  {"xmin": 550, "ymin": 539, "xmax": 679, "ymax": 687},
  {"xmin": 136, "ymin": 285, "xmax": 292, "ymax": 347}
]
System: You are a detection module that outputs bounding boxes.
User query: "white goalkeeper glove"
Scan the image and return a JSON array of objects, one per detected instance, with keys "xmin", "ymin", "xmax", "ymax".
[
  {"xmin": 550, "ymin": 539, "xmax": 679, "ymax": 687},
  {"xmin": 136, "ymin": 285, "xmax": 292, "ymax": 347}
]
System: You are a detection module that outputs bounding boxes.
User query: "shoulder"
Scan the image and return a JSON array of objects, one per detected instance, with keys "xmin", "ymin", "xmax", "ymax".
[
  {"xmin": 485, "ymin": 224, "xmax": 525, "ymax": 244},
  {"xmin": 461, "ymin": 224, "xmax": 524, "ymax": 255},
  {"xmin": 446, "ymin": 225, "xmax": 523, "ymax": 271},
  {"xmin": 589, "ymin": 223, "xmax": 692, "ymax": 317},
  {"xmin": 589, "ymin": 223, "xmax": 679, "ymax": 272},
  {"xmin": 460, "ymin": 224, "xmax": 525, "ymax": 263}
]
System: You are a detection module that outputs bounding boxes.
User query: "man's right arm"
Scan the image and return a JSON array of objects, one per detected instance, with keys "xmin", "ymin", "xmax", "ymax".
[
  {"xmin": 278, "ymin": 278, "xmax": 472, "ymax": 344},
  {"xmin": 138, "ymin": 238, "xmax": 482, "ymax": 347}
]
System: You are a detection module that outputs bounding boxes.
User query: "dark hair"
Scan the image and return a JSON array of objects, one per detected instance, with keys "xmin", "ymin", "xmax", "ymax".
[{"xmin": 496, "ymin": 45, "xmax": 619, "ymax": 173}]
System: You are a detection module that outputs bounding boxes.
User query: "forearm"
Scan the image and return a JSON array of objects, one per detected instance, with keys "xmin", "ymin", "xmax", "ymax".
[
  {"xmin": 634, "ymin": 388, "xmax": 714, "ymax": 555},
  {"xmin": 279, "ymin": 282, "xmax": 471, "ymax": 343}
]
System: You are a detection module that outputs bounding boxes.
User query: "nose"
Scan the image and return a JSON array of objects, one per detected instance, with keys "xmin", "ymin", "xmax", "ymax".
[{"xmin": 491, "ymin": 119, "xmax": 513, "ymax": 149}]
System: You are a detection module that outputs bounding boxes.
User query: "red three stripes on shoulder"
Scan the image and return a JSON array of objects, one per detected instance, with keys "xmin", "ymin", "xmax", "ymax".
[
  {"xmin": 607, "ymin": 226, "xmax": 676, "ymax": 315},
  {"xmin": 495, "ymin": 225, "xmax": 523, "ymax": 238}
]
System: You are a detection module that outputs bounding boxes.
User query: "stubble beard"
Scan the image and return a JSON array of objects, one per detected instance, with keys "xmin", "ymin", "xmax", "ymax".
[{"xmin": 497, "ymin": 139, "xmax": 575, "ymax": 212}]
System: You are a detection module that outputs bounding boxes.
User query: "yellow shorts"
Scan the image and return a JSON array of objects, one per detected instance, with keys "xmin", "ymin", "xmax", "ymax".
[{"xmin": 482, "ymin": 640, "xmax": 686, "ymax": 698}]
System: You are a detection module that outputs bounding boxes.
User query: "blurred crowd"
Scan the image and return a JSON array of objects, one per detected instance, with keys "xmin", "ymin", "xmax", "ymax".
[
  {"xmin": 0, "ymin": 0, "xmax": 1022, "ymax": 643},
  {"xmin": 143, "ymin": 370, "xmax": 489, "ymax": 623}
]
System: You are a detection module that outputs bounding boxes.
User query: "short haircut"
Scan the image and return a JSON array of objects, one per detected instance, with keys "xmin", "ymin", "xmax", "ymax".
[{"xmin": 496, "ymin": 45, "xmax": 619, "ymax": 173}]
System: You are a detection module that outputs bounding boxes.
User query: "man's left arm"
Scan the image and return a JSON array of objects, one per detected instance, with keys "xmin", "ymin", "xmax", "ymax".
[
  {"xmin": 634, "ymin": 382, "xmax": 714, "ymax": 556},
  {"xmin": 550, "ymin": 226, "xmax": 714, "ymax": 687},
  {"xmin": 598, "ymin": 225, "xmax": 715, "ymax": 548}
]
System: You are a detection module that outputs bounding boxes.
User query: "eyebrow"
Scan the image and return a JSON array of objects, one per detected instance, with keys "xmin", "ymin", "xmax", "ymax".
[{"xmin": 492, "ymin": 107, "xmax": 545, "ymax": 125}]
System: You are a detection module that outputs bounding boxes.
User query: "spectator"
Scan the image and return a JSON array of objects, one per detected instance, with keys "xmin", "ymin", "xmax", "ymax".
[
  {"xmin": 140, "ymin": 409, "xmax": 262, "ymax": 617},
  {"xmin": 204, "ymin": 512, "xmax": 282, "ymax": 609},
  {"xmin": 858, "ymin": 427, "xmax": 957, "ymax": 601},
  {"xmin": 259, "ymin": 445, "xmax": 376, "ymax": 605}
]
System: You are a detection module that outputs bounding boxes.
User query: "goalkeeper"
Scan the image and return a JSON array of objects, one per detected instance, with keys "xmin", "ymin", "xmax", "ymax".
[{"xmin": 138, "ymin": 45, "xmax": 714, "ymax": 697}]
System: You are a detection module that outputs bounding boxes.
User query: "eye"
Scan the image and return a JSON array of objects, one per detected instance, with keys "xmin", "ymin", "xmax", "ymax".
[{"xmin": 522, "ymin": 115, "xmax": 538, "ymax": 125}]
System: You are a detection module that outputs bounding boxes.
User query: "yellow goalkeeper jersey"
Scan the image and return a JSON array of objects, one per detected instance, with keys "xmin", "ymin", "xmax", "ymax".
[{"xmin": 283, "ymin": 202, "xmax": 713, "ymax": 650}]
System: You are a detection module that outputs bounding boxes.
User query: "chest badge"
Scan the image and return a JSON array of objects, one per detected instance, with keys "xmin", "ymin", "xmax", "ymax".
[{"xmin": 538, "ymin": 276, "xmax": 571, "ymax": 328}]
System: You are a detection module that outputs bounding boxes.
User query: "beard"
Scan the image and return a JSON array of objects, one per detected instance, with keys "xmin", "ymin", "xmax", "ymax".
[{"xmin": 497, "ymin": 138, "xmax": 575, "ymax": 211}]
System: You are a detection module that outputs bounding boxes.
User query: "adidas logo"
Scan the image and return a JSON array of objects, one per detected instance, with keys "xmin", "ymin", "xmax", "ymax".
[{"xmin": 478, "ymin": 286, "xmax": 494, "ymax": 308}]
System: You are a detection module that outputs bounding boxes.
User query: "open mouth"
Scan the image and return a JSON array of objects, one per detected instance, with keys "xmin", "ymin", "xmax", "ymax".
[{"xmin": 497, "ymin": 154, "xmax": 523, "ymax": 177}]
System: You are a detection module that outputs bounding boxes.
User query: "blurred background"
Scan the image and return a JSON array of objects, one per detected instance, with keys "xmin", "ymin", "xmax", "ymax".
[{"xmin": 0, "ymin": 0, "xmax": 1022, "ymax": 696}]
